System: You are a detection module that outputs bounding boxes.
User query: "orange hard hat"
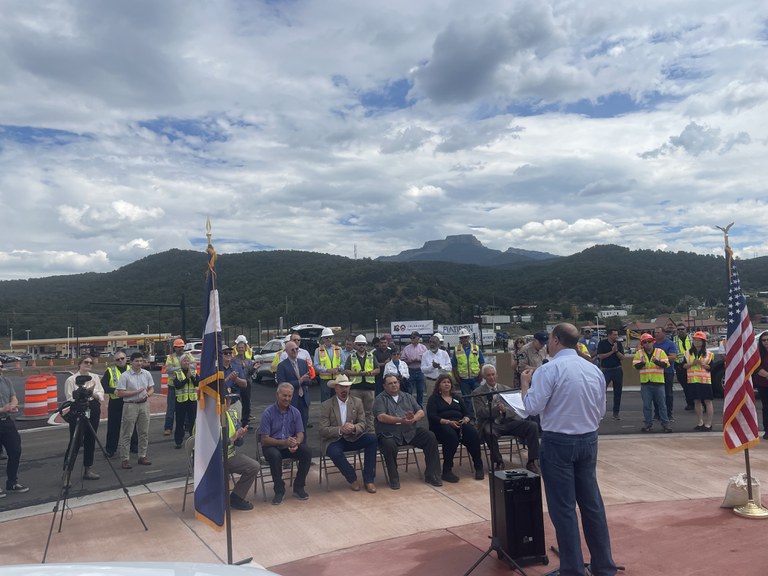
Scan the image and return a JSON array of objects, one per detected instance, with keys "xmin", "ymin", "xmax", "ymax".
[
  {"xmin": 173, "ymin": 338, "xmax": 185, "ymax": 348},
  {"xmin": 640, "ymin": 333, "xmax": 654, "ymax": 344},
  {"xmin": 692, "ymin": 331, "xmax": 707, "ymax": 341}
]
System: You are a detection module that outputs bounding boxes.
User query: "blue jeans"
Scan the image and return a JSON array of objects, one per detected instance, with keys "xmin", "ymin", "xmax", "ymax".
[
  {"xmin": 325, "ymin": 433, "xmax": 378, "ymax": 484},
  {"xmin": 540, "ymin": 431, "xmax": 617, "ymax": 576},
  {"xmin": 409, "ymin": 370, "xmax": 425, "ymax": 407},
  {"xmin": 459, "ymin": 378, "xmax": 479, "ymax": 418},
  {"xmin": 641, "ymin": 383, "xmax": 669, "ymax": 427}
]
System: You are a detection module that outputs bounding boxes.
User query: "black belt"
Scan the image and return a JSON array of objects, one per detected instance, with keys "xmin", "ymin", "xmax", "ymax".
[{"xmin": 126, "ymin": 398, "xmax": 148, "ymax": 404}]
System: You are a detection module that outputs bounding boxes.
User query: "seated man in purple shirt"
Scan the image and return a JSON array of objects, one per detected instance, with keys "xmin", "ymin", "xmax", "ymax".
[{"xmin": 258, "ymin": 382, "xmax": 312, "ymax": 506}]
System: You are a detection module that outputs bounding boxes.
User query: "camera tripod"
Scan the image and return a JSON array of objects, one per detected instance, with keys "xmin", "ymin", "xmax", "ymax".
[{"xmin": 42, "ymin": 401, "xmax": 147, "ymax": 563}]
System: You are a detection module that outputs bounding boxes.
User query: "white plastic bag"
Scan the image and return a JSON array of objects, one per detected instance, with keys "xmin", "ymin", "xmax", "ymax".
[{"xmin": 721, "ymin": 472, "xmax": 761, "ymax": 508}]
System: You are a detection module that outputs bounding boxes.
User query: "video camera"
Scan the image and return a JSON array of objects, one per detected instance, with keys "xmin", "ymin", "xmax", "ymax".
[{"xmin": 71, "ymin": 375, "xmax": 93, "ymax": 403}]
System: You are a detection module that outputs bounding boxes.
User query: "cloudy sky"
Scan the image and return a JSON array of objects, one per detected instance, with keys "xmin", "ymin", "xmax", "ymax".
[{"xmin": 1, "ymin": 0, "xmax": 767, "ymax": 280}]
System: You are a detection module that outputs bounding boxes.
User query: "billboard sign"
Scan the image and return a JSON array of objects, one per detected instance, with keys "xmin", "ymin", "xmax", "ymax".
[{"xmin": 391, "ymin": 320, "xmax": 434, "ymax": 337}]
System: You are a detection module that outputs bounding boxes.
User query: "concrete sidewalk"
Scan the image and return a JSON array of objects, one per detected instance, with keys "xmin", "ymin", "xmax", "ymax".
[{"xmin": 1, "ymin": 434, "xmax": 766, "ymax": 575}]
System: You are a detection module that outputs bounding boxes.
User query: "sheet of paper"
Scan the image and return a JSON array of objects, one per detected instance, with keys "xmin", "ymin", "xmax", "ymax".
[{"xmin": 498, "ymin": 390, "xmax": 529, "ymax": 419}]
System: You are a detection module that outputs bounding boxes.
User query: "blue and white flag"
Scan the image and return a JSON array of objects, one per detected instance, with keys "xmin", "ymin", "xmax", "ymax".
[{"xmin": 194, "ymin": 243, "xmax": 226, "ymax": 528}]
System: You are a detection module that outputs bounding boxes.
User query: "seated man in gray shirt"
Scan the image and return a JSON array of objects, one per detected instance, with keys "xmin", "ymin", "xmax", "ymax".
[{"xmin": 372, "ymin": 374, "xmax": 442, "ymax": 490}]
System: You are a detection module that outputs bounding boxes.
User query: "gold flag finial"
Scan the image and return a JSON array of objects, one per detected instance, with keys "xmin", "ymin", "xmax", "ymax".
[{"xmin": 716, "ymin": 222, "xmax": 734, "ymax": 250}]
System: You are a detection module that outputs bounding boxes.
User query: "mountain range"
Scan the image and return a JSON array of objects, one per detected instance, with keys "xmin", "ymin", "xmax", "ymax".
[
  {"xmin": 1, "ymin": 240, "xmax": 767, "ymax": 342},
  {"xmin": 377, "ymin": 234, "xmax": 558, "ymax": 265}
]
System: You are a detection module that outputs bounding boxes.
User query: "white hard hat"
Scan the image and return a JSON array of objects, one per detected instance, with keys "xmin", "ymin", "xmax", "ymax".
[
  {"xmin": 321, "ymin": 327, "xmax": 335, "ymax": 338},
  {"xmin": 235, "ymin": 335, "xmax": 248, "ymax": 344},
  {"xmin": 354, "ymin": 334, "xmax": 367, "ymax": 344},
  {"xmin": 433, "ymin": 332, "xmax": 444, "ymax": 342},
  {"xmin": 458, "ymin": 328, "xmax": 471, "ymax": 337}
]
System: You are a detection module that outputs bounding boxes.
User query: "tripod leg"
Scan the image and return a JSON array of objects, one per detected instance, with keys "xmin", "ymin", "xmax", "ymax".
[{"xmin": 83, "ymin": 414, "xmax": 148, "ymax": 531}]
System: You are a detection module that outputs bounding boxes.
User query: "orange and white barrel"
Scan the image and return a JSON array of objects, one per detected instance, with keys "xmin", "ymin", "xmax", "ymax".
[
  {"xmin": 161, "ymin": 365, "xmax": 168, "ymax": 394},
  {"xmin": 18, "ymin": 376, "xmax": 50, "ymax": 420},
  {"xmin": 45, "ymin": 374, "xmax": 59, "ymax": 412}
]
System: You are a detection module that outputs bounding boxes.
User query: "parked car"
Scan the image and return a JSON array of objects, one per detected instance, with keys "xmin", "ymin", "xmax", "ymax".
[
  {"xmin": 252, "ymin": 338, "xmax": 288, "ymax": 384},
  {"xmin": 0, "ymin": 353, "xmax": 22, "ymax": 364}
]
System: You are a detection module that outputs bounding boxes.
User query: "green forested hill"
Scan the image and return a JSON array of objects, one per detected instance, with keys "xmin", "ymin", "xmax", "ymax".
[{"xmin": 1, "ymin": 245, "xmax": 766, "ymax": 339}]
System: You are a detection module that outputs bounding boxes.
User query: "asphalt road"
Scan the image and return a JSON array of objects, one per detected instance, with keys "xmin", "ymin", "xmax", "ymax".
[{"xmin": 0, "ymin": 370, "xmax": 724, "ymax": 513}]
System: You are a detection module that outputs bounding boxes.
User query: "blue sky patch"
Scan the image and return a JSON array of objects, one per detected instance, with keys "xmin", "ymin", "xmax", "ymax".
[
  {"xmin": 138, "ymin": 117, "xmax": 229, "ymax": 145},
  {"xmin": 0, "ymin": 125, "xmax": 89, "ymax": 145},
  {"xmin": 359, "ymin": 78, "xmax": 415, "ymax": 115}
]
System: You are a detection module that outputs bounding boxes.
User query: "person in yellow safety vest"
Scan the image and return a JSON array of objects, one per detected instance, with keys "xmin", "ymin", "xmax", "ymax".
[
  {"xmin": 577, "ymin": 342, "xmax": 592, "ymax": 361},
  {"xmin": 673, "ymin": 324, "xmax": 694, "ymax": 411},
  {"xmin": 684, "ymin": 331, "xmax": 715, "ymax": 432},
  {"xmin": 271, "ymin": 332, "xmax": 316, "ymax": 378},
  {"xmin": 164, "ymin": 339, "xmax": 187, "ymax": 436},
  {"xmin": 344, "ymin": 335, "xmax": 379, "ymax": 422},
  {"xmin": 452, "ymin": 329, "xmax": 484, "ymax": 417},
  {"xmin": 314, "ymin": 327, "xmax": 342, "ymax": 403},
  {"xmin": 633, "ymin": 333, "xmax": 672, "ymax": 433},
  {"xmin": 101, "ymin": 351, "xmax": 138, "ymax": 457},
  {"xmin": 171, "ymin": 354, "xmax": 198, "ymax": 449}
]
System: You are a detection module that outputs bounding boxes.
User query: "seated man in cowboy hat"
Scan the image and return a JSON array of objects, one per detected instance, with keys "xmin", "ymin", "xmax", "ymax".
[{"xmin": 319, "ymin": 375, "xmax": 378, "ymax": 493}]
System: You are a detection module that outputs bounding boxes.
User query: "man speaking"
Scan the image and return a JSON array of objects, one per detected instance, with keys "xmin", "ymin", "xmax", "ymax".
[{"xmin": 521, "ymin": 323, "xmax": 617, "ymax": 576}]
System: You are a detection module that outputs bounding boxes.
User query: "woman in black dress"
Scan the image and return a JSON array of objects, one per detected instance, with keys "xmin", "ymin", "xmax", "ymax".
[{"xmin": 426, "ymin": 373, "xmax": 484, "ymax": 482}]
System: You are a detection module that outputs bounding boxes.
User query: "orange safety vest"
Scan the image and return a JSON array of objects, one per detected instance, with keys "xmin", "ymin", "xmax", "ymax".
[
  {"xmin": 685, "ymin": 350, "xmax": 714, "ymax": 384},
  {"xmin": 633, "ymin": 348, "xmax": 668, "ymax": 383}
]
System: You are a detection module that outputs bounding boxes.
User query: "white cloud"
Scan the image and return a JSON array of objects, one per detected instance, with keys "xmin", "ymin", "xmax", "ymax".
[{"xmin": 0, "ymin": 0, "xmax": 767, "ymax": 279}]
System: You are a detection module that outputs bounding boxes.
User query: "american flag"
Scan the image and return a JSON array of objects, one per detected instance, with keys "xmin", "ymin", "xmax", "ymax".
[
  {"xmin": 194, "ymin": 242, "xmax": 226, "ymax": 528},
  {"xmin": 722, "ymin": 247, "xmax": 760, "ymax": 453}
]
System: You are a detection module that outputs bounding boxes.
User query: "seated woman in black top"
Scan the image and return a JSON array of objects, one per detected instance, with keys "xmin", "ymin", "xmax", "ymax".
[{"xmin": 426, "ymin": 373, "xmax": 484, "ymax": 482}]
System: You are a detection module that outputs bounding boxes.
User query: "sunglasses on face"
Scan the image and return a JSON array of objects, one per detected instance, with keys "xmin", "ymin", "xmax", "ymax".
[
  {"xmin": 83, "ymin": 361, "xmax": 93, "ymax": 364},
  {"xmin": 115, "ymin": 357, "xmax": 126, "ymax": 361},
  {"xmin": 223, "ymin": 351, "xmax": 232, "ymax": 355}
]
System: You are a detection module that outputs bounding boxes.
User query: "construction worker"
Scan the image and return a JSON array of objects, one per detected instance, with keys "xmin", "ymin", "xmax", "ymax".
[
  {"xmin": 674, "ymin": 324, "xmax": 694, "ymax": 410},
  {"xmin": 163, "ymin": 339, "xmax": 187, "ymax": 436},
  {"xmin": 232, "ymin": 335, "xmax": 258, "ymax": 427},
  {"xmin": 314, "ymin": 327, "xmax": 342, "ymax": 403},
  {"xmin": 101, "ymin": 350, "xmax": 137, "ymax": 457},
  {"xmin": 171, "ymin": 353, "xmax": 198, "ymax": 449},
  {"xmin": 634, "ymin": 333, "xmax": 672, "ymax": 433},
  {"xmin": 685, "ymin": 331, "xmax": 715, "ymax": 432}
]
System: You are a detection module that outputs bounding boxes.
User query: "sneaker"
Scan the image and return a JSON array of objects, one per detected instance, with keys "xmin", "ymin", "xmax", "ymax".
[
  {"xmin": 163, "ymin": 430, "xmax": 171, "ymax": 436},
  {"xmin": 6, "ymin": 483, "xmax": 29, "ymax": 493},
  {"xmin": 613, "ymin": 413, "xmax": 621, "ymax": 420},
  {"xmin": 83, "ymin": 469, "xmax": 100, "ymax": 480},
  {"xmin": 663, "ymin": 426, "xmax": 673, "ymax": 433},
  {"xmin": 641, "ymin": 425, "xmax": 653, "ymax": 433},
  {"xmin": 694, "ymin": 425, "xmax": 705, "ymax": 432},
  {"xmin": 293, "ymin": 488, "xmax": 309, "ymax": 501},
  {"xmin": 474, "ymin": 468, "xmax": 485, "ymax": 481},
  {"xmin": 441, "ymin": 471, "xmax": 460, "ymax": 483},
  {"xmin": 230, "ymin": 495, "xmax": 254, "ymax": 511},
  {"xmin": 271, "ymin": 492, "xmax": 284, "ymax": 506}
]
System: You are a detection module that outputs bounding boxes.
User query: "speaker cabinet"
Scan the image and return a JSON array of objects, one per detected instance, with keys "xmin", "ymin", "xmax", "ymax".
[{"xmin": 491, "ymin": 469, "xmax": 548, "ymax": 566}]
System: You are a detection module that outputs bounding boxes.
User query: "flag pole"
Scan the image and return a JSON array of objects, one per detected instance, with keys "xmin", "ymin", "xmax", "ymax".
[{"xmin": 718, "ymin": 223, "xmax": 768, "ymax": 519}]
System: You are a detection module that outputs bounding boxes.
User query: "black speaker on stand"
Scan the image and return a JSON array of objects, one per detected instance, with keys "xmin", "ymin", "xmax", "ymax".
[{"xmin": 492, "ymin": 468, "xmax": 548, "ymax": 566}]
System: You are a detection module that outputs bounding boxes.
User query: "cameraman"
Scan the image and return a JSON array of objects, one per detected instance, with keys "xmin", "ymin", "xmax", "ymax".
[{"xmin": 64, "ymin": 356, "xmax": 105, "ymax": 480}]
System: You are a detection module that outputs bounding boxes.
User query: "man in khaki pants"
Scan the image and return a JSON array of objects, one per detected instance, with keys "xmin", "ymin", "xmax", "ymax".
[{"xmin": 116, "ymin": 352, "xmax": 154, "ymax": 469}]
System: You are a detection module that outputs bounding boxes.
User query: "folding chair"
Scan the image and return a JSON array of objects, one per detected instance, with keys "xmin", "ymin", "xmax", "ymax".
[
  {"xmin": 255, "ymin": 440, "xmax": 296, "ymax": 502},
  {"xmin": 379, "ymin": 444, "xmax": 422, "ymax": 484},
  {"xmin": 319, "ymin": 449, "xmax": 363, "ymax": 491}
]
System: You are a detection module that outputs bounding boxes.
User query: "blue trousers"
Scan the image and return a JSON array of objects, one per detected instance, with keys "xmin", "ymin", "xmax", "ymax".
[
  {"xmin": 164, "ymin": 390, "xmax": 175, "ymax": 431},
  {"xmin": 540, "ymin": 431, "xmax": 617, "ymax": 576},
  {"xmin": 325, "ymin": 433, "xmax": 378, "ymax": 484},
  {"xmin": 642, "ymin": 383, "xmax": 669, "ymax": 427},
  {"xmin": 409, "ymin": 370, "xmax": 425, "ymax": 407}
]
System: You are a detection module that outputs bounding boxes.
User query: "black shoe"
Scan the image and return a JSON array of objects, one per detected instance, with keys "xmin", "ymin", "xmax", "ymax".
[
  {"xmin": 106, "ymin": 451, "xmax": 115, "ymax": 458},
  {"xmin": 663, "ymin": 426, "xmax": 673, "ymax": 433},
  {"xmin": 293, "ymin": 488, "xmax": 309, "ymax": 501},
  {"xmin": 441, "ymin": 471, "xmax": 460, "ymax": 483},
  {"xmin": 6, "ymin": 483, "xmax": 29, "ymax": 493},
  {"xmin": 230, "ymin": 495, "xmax": 253, "ymax": 510},
  {"xmin": 641, "ymin": 425, "xmax": 653, "ymax": 433},
  {"xmin": 694, "ymin": 425, "xmax": 705, "ymax": 431},
  {"xmin": 493, "ymin": 460, "xmax": 505, "ymax": 470},
  {"xmin": 474, "ymin": 468, "xmax": 485, "ymax": 480},
  {"xmin": 174, "ymin": 444, "xmax": 182, "ymax": 449},
  {"xmin": 613, "ymin": 413, "xmax": 621, "ymax": 420},
  {"xmin": 389, "ymin": 478, "xmax": 400, "ymax": 490},
  {"xmin": 271, "ymin": 492, "xmax": 284, "ymax": 506},
  {"xmin": 425, "ymin": 475, "xmax": 443, "ymax": 487}
]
